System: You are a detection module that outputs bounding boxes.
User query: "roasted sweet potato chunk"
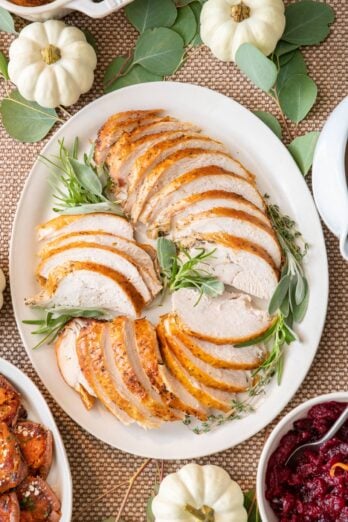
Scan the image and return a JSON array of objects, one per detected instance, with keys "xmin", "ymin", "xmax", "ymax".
[
  {"xmin": 17, "ymin": 476, "xmax": 61, "ymax": 522},
  {"xmin": 0, "ymin": 422, "xmax": 27, "ymax": 494},
  {"xmin": 13, "ymin": 422, "xmax": 53, "ymax": 479},
  {"xmin": 0, "ymin": 491, "xmax": 20, "ymax": 521},
  {"xmin": 0, "ymin": 375, "xmax": 21, "ymax": 427}
]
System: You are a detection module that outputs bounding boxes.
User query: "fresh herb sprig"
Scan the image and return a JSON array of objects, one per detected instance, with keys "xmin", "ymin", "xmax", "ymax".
[
  {"xmin": 40, "ymin": 138, "xmax": 123, "ymax": 215},
  {"xmin": 156, "ymin": 237, "xmax": 224, "ymax": 303},
  {"xmin": 23, "ymin": 308, "xmax": 106, "ymax": 349}
]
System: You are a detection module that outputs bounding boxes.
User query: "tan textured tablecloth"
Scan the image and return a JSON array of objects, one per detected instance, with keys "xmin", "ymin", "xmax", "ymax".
[{"xmin": 0, "ymin": 1, "xmax": 347, "ymax": 520}]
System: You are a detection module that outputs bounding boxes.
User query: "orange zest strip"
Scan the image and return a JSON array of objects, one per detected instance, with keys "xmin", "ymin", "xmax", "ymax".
[{"xmin": 330, "ymin": 462, "xmax": 348, "ymax": 478}]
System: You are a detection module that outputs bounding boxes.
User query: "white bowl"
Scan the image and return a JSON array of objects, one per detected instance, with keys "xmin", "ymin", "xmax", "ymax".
[
  {"xmin": 257, "ymin": 392, "xmax": 348, "ymax": 522},
  {"xmin": 0, "ymin": 0, "xmax": 133, "ymax": 21}
]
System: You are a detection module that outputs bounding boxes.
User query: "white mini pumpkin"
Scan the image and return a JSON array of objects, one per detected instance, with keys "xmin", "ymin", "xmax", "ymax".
[
  {"xmin": 152, "ymin": 463, "xmax": 247, "ymax": 521},
  {"xmin": 201, "ymin": 0, "xmax": 286, "ymax": 61},
  {"xmin": 8, "ymin": 20, "xmax": 97, "ymax": 109},
  {"xmin": 0, "ymin": 269, "xmax": 5, "ymax": 310}
]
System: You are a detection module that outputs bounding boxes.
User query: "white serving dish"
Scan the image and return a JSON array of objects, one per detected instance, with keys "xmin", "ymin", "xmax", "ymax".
[
  {"xmin": 312, "ymin": 96, "xmax": 348, "ymax": 260},
  {"xmin": 10, "ymin": 82, "xmax": 328, "ymax": 459},
  {"xmin": 257, "ymin": 391, "xmax": 348, "ymax": 522},
  {"xmin": 0, "ymin": 0, "xmax": 133, "ymax": 21},
  {"xmin": 0, "ymin": 357, "xmax": 72, "ymax": 521}
]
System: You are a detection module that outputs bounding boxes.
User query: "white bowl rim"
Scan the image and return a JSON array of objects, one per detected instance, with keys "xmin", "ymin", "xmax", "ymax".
[
  {"xmin": 257, "ymin": 391, "xmax": 348, "ymax": 522},
  {"xmin": 0, "ymin": 0, "xmax": 69, "ymax": 13}
]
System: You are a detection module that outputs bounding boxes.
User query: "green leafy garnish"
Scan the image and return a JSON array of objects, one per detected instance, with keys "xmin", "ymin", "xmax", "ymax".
[
  {"xmin": 235, "ymin": 43, "xmax": 278, "ymax": 93},
  {"xmin": 282, "ymin": 1, "xmax": 335, "ymax": 46},
  {"xmin": 244, "ymin": 488, "xmax": 262, "ymax": 522},
  {"xmin": 40, "ymin": 138, "xmax": 123, "ymax": 214},
  {"xmin": 253, "ymin": 111, "xmax": 282, "ymax": 139},
  {"xmin": 288, "ymin": 131, "xmax": 320, "ymax": 176},
  {"xmin": 156, "ymin": 237, "xmax": 224, "ymax": 303},
  {"xmin": 23, "ymin": 308, "xmax": 106, "ymax": 349},
  {"xmin": 0, "ymin": 6, "xmax": 16, "ymax": 34},
  {"xmin": 125, "ymin": 0, "xmax": 177, "ymax": 33}
]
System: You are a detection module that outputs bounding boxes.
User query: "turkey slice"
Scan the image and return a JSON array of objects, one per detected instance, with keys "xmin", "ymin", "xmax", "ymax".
[
  {"xmin": 94, "ymin": 109, "xmax": 163, "ymax": 164},
  {"xmin": 179, "ymin": 232, "xmax": 279, "ymax": 300},
  {"xmin": 39, "ymin": 232, "xmax": 162, "ymax": 297},
  {"xmin": 26, "ymin": 261, "xmax": 144, "ymax": 318},
  {"xmin": 172, "ymin": 289, "xmax": 273, "ymax": 344},
  {"xmin": 36, "ymin": 242, "xmax": 152, "ymax": 304},
  {"xmin": 173, "ymin": 207, "xmax": 282, "ymax": 268},
  {"xmin": 37, "ymin": 213, "xmax": 133, "ymax": 242}
]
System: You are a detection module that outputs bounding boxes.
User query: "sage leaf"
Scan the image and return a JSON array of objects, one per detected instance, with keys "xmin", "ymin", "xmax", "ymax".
[
  {"xmin": 268, "ymin": 275, "xmax": 291, "ymax": 315},
  {"xmin": 235, "ymin": 320, "xmax": 278, "ymax": 348},
  {"xmin": 288, "ymin": 131, "xmax": 320, "ymax": 176},
  {"xmin": 295, "ymin": 274, "xmax": 305, "ymax": 305},
  {"xmin": 293, "ymin": 278, "xmax": 309, "ymax": 323},
  {"xmin": 133, "ymin": 27, "xmax": 184, "ymax": 76},
  {"xmin": 0, "ymin": 90, "xmax": 58, "ymax": 143},
  {"xmin": 244, "ymin": 488, "xmax": 262, "ymax": 522},
  {"xmin": 0, "ymin": 6, "xmax": 16, "ymax": 33},
  {"xmin": 274, "ymin": 40, "xmax": 298, "ymax": 57},
  {"xmin": 157, "ymin": 237, "xmax": 176, "ymax": 276},
  {"xmin": 189, "ymin": 2, "xmax": 203, "ymax": 46},
  {"xmin": 69, "ymin": 158, "xmax": 103, "ymax": 196},
  {"xmin": 283, "ymin": 1, "xmax": 334, "ymax": 46},
  {"xmin": 276, "ymin": 50, "xmax": 307, "ymax": 93},
  {"xmin": 171, "ymin": 5, "xmax": 197, "ymax": 45},
  {"xmin": 280, "ymin": 293, "xmax": 290, "ymax": 317},
  {"xmin": 125, "ymin": 0, "xmax": 177, "ymax": 33},
  {"xmin": 235, "ymin": 43, "xmax": 278, "ymax": 92},
  {"xmin": 0, "ymin": 50, "xmax": 9, "ymax": 80},
  {"xmin": 279, "ymin": 74, "xmax": 317, "ymax": 123},
  {"xmin": 253, "ymin": 111, "xmax": 282, "ymax": 139},
  {"xmin": 200, "ymin": 278, "xmax": 224, "ymax": 298},
  {"xmin": 105, "ymin": 63, "xmax": 162, "ymax": 93},
  {"xmin": 59, "ymin": 202, "xmax": 123, "ymax": 215},
  {"xmin": 82, "ymin": 29, "xmax": 98, "ymax": 53}
]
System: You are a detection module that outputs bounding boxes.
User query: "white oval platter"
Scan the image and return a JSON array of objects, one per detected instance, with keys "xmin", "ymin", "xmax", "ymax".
[
  {"xmin": 10, "ymin": 82, "xmax": 328, "ymax": 459},
  {"xmin": 0, "ymin": 357, "xmax": 72, "ymax": 520}
]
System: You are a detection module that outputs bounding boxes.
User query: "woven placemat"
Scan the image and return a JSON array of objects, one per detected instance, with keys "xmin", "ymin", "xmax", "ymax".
[{"xmin": 0, "ymin": 1, "xmax": 347, "ymax": 520}]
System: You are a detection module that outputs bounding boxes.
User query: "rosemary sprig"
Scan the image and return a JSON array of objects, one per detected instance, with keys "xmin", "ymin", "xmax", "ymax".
[
  {"xmin": 156, "ymin": 237, "xmax": 224, "ymax": 303},
  {"xmin": 40, "ymin": 138, "xmax": 123, "ymax": 215},
  {"xmin": 23, "ymin": 308, "xmax": 106, "ymax": 349}
]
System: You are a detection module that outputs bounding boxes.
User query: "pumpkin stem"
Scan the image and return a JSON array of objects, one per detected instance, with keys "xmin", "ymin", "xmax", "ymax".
[
  {"xmin": 41, "ymin": 44, "xmax": 61, "ymax": 65},
  {"xmin": 231, "ymin": 1, "xmax": 250, "ymax": 22},
  {"xmin": 185, "ymin": 504, "xmax": 215, "ymax": 521}
]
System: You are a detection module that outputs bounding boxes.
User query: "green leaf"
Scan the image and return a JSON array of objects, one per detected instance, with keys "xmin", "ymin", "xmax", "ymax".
[
  {"xmin": 69, "ymin": 158, "xmax": 103, "ymax": 196},
  {"xmin": 268, "ymin": 275, "xmax": 291, "ymax": 315},
  {"xmin": 101, "ymin": 518, "xmax": 116, "ymax": 522},
  {"xmin": 103, "ymin": 56, "xmax": 129, "ymax": 90},
  {"xmin": 125, "ymin": 0, "xmax": 177, "ymax": 33},
  {"xmin": 278, "ymin": 50, "xmax": 297, "ymax": 67},
  {"xmin": 235, "ymin": 43, "xmax": 278, "ymax": 92},
  {"xmin": 288, "ymin": 131, "xmax": 320, "ymax": 175},
  {"xmin": 171, "ymin": 5, "xmax": 197, "ymax": 45},
  {"xmin": 199, "ymin": 278, "xmax": 224, "ymax": 298},
  {"xmin": 157, "ymin": 237, "xmax": 176, "ymax": 276},
  {"xmin": 253, "ymin": 111, "xmax": 281, "ymax": 139},
  {"xmin": 133, "ymin": 27, "xmax": 184, "ymax": 76},
  {"xmin": 105, "ymin": 63, "xmax": 162, "ymax": 93},
  {"xmin": 0, "ymin": 7, "xmax": 16, "ymax": 33},
  {"xmin": 274, "ymin": 40, "xmax": 298, "ymax": 57},
  {"xmin": 146, "ymin": 493, "xmax": 155, "ymax": 522},
  {"xmin": 276, "ymin": 50, "xmax": 307, "ymax": 93},
  {"xmin": 279, "ymin": 74, "xmax": 317, "ymax": 123},
  {"xmin": 292, "ymin": 278, "xmax": 309, "ymax": 322},
  {"xmin": 244, "ymin": 488, "xmax": 262, "ymax": 521},
  {"xmin": 0, "ymin": 50, "xmax": 9, "ymax": 80},
  {"xmin": 59, "ymin": 202, "xmax": 123, "ymax": 215},
  {"xmin": 235, "ymin": 319, "xmax": 279, "ymax": 348},
  {"xmin": 82, "ymin": 29, "xmax": 98, "ymax": 53},
  {"xmin": 189, "ymin": 2, "xmax": 203, "ymax": 46},
  {"xmin": 282, "ymin": 0, "xmax": 335, "ymax": 46},
  {"xmin": 0, "ymin": 90, "xmax": 58, "ymax": 143}
]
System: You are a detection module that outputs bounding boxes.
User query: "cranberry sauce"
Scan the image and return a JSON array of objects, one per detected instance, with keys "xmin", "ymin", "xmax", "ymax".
[{"xmin": 265, "ymin": 401, "xmax": 348, "ymax": 521}]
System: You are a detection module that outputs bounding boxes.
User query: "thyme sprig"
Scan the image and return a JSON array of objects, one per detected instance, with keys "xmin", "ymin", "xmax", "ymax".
[
  {"xmin": 156, "ymin": 237, "xmax": 224, "ymax": 303},
  {"xmin": 40, "ymin": 138, "xmax": 123, "ymax": 215}
]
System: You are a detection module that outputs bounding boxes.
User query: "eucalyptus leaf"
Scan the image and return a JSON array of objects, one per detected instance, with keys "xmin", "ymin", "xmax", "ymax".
[
  {"xmin": 276, "ymin": 50, "xmax": 307, "ymax": 92},
  {"xmin": 82, "ymin": 29, "xmax": 98, "ymax": 53},
  {"xmin": 268, "ymin": 275, "xmax": 291, "ymax": 315},
  {"xmin": 273, "ymin": 40, "xmax": 298, "ymax": 57},
  {"xmin": 189, "ymin": 2, "xmax": 203, "ymax": 46},
  {"xmin": 288, "ymin": 131, "xmax": 320, "ymax": 176},
  {"xmin": 103, "ymin": 56, "xmax": 132, "ymax": 91},
  {"xmin": 278, "ymin": 50, "xmax": 297, "ymax": 67},
  {"xmin": 279, "ymin": 74, "xmax": 317, "ymax": 123},
  {"xmin": 133, "ymin": 27, "xmax": 184, "ymax": 75},
  {"xmin": 146, "ymin": 493, "xmax": 155, "ymax": 522},
  {"xmin": 244, "ymin": 488, "xmax": 262, "ymax": 522},
  {"xmin": 171, "ymin": 5, "xmax": 197, "ymax": 45},
  {"xmin": 125, "ymin": 0, "xmax": 177, "ymax": 33},
  {"xmin": 0, "ymin": 90, "xmax": 59, "ymax": 143},
  {"xmin": 105, "ymin": 63, "xmax": 162, "ymax": 93},
  {"xmin": 69, "ymin": 158, "xmax": 103, "ymax": 196},
  {"xmin": 0, "ymin": 6, "xmax": 16, "ymax": 33},
  {"xmin": 0, "ymin": 50, "xmax": 9, "ymax": 79},
  {"xmin": 235, "ymin": 43, "xmax": 278, "ymax": 92},
  {"xmin": 282, "ymin": 1, "xmax": 335, "ymax": 46},
  {"xmin": 253, "ymin": 111, "xmax": 281, "ymax": 139}
]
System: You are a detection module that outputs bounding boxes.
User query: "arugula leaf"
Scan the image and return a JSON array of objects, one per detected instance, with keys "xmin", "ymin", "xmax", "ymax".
[
  {"xmin": 133, "ymin": 27, "xmax": 184, "ymax": 76},
  {"xmin": 278, "ymin": 73, "xmax": 317, "ymax": 123},
  {"xmin": 253, "ymin": 111, "xmax": 282, "ymax": 139},
  {"xmin": 125, "ymin": 0, "xmax": 177, "ymax": 33},
  {"xmin": 282, "ymin": 1, "xmax": 335, "ymax": 46},
  {"xmin": 235, "ymin": 43, "xmax": 278, "ymax": 92},
  {"xmin": 288, "ymin": 131, "xmax": 320, "ymax": 176}
]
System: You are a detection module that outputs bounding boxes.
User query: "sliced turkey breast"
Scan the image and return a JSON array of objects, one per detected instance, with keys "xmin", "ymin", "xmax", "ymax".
[
  {"xmin": 172, "ymin": 289, "xmax": 273, "ymax": 344},
  {"xmin": 120, "ymin": 117, "xmax": 199, "ymax": 144},
  {"xmin": 39, "ymin": 232, "xmax": 162, "ymax": 297},
  {"xmin": 163, "ymin": 316, "xmax": 250, "ymax": 393},
  {"xmin": 26, "ymin": 261, "xmax": 144, "ymax": 317},
  {"xmin": 168, "ymin": 314, "xmax": 266, "ymax": 370},
  {"xmin": 173, "ymin": 208, "xmax": 282, "ymax": 268},
  {"xmin": 143, "ymin": 167, "xmax": 265, "ymax": 226},
  {"xmin": 126, "ymin": 137, "xmax": 227, "ymax": 217},
  {"xmin": 55, "ymin": 319, "xmax": 96, "ymax": 410},
  {"xmin": 179, "ymin": 232, "xmax": 279, "ymax": 300},
  {"xmin": 108, "ymin": 317, "xmax": 178, "ymax": 421},
  {"xmin": 94, "ymin": 109, "xmax": 163, "ymax": 164},
  {"xmin": 149, "ymin": 190, "xmax": 270, "ymax": 238},
  {"xmin": 36, "ymin": 243, "xmax": 152, "ymax": 304},
  {"xmin": 77, "ymin": 321, "xmax": 154, "ymax": 427},
  {"xmin": 37, "ymin": 213, "xmax": 133, "ymax": 242}
]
